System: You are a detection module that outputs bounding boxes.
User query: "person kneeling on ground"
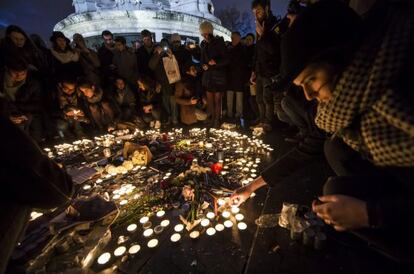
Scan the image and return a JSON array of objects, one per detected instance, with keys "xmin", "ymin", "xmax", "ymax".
[
  {"xmin": 77, "ymin": 78, "xmax": 118, "ymax": 132},
  {"xmin": 112, "ymin": 76, "xmax": 138, "ymax": 122},
  {"xmin": 55, "ymin": 74, "xmax": 88, "ymax": 138},
  {"xmin": 175, "ymin": 63, "xmax": 208, "ymax": 126},
  {"xmin": 233, "ymin": 0, "xmax": 414, "ymax": 261},
  {"xmin": 136, "ymin": 75, "xmax": 162, "ymax": 129}
]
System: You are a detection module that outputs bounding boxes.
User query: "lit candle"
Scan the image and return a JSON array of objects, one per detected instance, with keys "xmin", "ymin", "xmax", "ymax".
[
  {"xmin": 156, "ymin": 210, "xmax": 165, "ymax": 217},
  {"xmin": 143, "ymin": 229, "xmax": 154, "ymax": 237},
  {"xmin": 215, "ymin": 224, "xmax": 225, "ymax": 232},
  {"xmin": 120, "ymin": 200, "xmax": 128, "ymax": 206},
  {"xmin": 114, "ymin": 246, "xmax": 126, "ymax": 257},
  {"xmin": 97, "ymin": 252, "xmax": 111, "ymax": 265},
  {"xmin": 235, "ymin": 214, "xmax": 244, "ymax": 221},
  {"xmin": 217, "ymin": 199, "xmax": 226, "ymax": 206},
  {"xmin": 127, "ymin": 224, "xmax": 137, "ymax": 232},
  {"xmin": 224, "ymin": 220, "xmax": 233, "ymax": 228},
  {"xmin": 129, "ymin": 244, "xmax": 141, "ymax": 255},
  {"xmin": 147, "ymin": 239, "xmax": 158, "ymax": 248},
  {"xmin": 170, "ymin": 233, "xmax": 181, "ymax": 243},
  {"xmin": 161, "ymin": 220, "xmax": 170, "ymax": 227},
  {"xmin": 200, "ymin": 219, "xmax": 210, "ymax": 227},
  {"xmin": 231, "ymin": 207, "xmax": 240, "ymax": 214},
  {"xmin": 190, "ymin": 231, "xmax": 200, "ymax": 239},
  {"xmin": 140, "ymin": 216, "xmax": 149, "ymax": 224},
  {"xmin": 237, "ymin": 222, "xmax": 247, "ymax": 230},
  {"xmin": 174, "ymin": 224, "xmax": 184, "ymax": 232},
  {"xmin": 222, "ymin": 211, "xmax": 231, "ymax": 218},
  {"xmin": 250, "ymin": 192, "xmax": 256, "ymax": 198},
  {"xmin": 96, "ymin": 179, "xmax": 103, "ymax": 184},
  {"xmin": 206, "ymin": 227, "xmax": 216, "ymax": 236},
  {"xmin": 251, "ymin": 174, "xmax": 257, "ymax": 178},
  {"xmin": 206, "ymin": 212, "xmax": 215, "ymax": 219},
  {"xmin": 112, "ymin": 195, "xmax": 120, "ymax": 200}
]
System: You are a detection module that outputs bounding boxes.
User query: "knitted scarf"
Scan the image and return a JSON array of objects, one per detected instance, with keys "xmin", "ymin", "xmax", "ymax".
[{"xmin": 315, "ymin": 2, "xmax": 414, "ymax": 167}]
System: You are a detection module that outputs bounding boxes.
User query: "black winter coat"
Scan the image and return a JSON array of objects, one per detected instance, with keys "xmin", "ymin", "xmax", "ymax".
[
  {"xmin": 200, "ymin": 36, "xmax": 229, "ymax": 92},
  {"xmin": 227, "ymin": 43, "xmax": 249, "ymax": 91},
  {"xmin": 0, "ymin": 114, "xmax": 73, "ymax": 273},
  {"xmin": 254, "ymin": 14, "xmax": 284, "ymax": 78}
]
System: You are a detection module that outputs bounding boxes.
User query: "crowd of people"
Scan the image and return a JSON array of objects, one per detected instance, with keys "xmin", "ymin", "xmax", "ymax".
[{"xmin": 0, "ymin": 0, "xmax": 413, "ymax": 272}]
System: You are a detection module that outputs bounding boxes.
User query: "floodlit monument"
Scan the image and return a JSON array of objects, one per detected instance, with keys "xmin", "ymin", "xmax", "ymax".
[{"xmin": 54, "ymin": 0, "xmax": 231, "ymax": 47}]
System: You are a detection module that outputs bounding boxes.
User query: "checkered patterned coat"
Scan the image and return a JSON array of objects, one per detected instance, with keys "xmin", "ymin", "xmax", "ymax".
[{"xmin": 315, "ymin": 3, "xmax": 414, "ymax": 167}]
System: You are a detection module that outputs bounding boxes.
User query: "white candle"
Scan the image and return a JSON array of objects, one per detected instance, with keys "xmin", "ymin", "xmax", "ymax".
[
  {"xmin": 174, "ymin": 224, "xmax": 184, "ymax": 232},
  {"xmin": 206, "ymin": 227, "xmax": 216, "ymax": 236},
  {"xmin": 129, "ymin": 244, "xmax": 141, "ymax": 255},
  {"xmin": 161, "ymin": 220, "xmax": 170, "ymax": 227},
  {"xmin": 127, "ymin": 224, "xmax": 137, "ymax": 232},
  {"xmin": 215, "ymin": 224, "xmax": 225, "ymax": 232},
  {"xmin": 120, "ymin": 200, "xmax": 128, "ymax": 206},
  {"xmin": 140, "ymin": 216, "xmax": 149, "ymax": 224},
  {"xmin": 251, "ymin": 174, "xmax": 257, "ymax": 178},
  {"xmin": 231, "ymin": 207, "xmax": 240, "ymax": 214},
  {"xmin": 235, "ymin": 214, "xmax": 244, "ymax": 221},
  {"xmin": 170, "ymin": 233, "xmax": 181, "ymax": 242},
  {"xmin": 143, "ymin": 229, "xmax": 154, "ymax": 237},
  {"xmin": 250, "ymin": 192, "xmax": 256, "ymax": 198},
  {"xmin": 224, "ymin": 220, "xmax": 234, "ymax": 228},
  {"xmin": 222, "ymin": 211, "xmax": 231, "ymax": 218},
  {"xmin": 237, "ymin": 222, "xmax": 247, "ymax": 230},
  {"xmin": 217, "ymin": 199, "xmax": 226, "ymax": 206},
  {"xmin": 200, "ymin": 219, "xmax": 210, "ymax": 227},
  {"xmin": 114, "ymin": 246, "xmax": 126, "ymax": 257},
  {"xmin": 96, "ymin": 179, "xmax": 103, "ymax": 184},
  {"xmin": 147, "ymin": 239, "xmax": 158, "ymax": 248},
  {"xmin": 190, "ymin": 231, "xmax": 200, "ymax": 239},
  {"xmin": 97, "ymin": 252, "xmax": 111, "ymax": 264},
  {"xmin": 206, "ymin": 212, "xmax": 215, "ymax": 219},
  {"xmin": 156, "ymin": 210, "xmax": 165, "ymax": 217}
]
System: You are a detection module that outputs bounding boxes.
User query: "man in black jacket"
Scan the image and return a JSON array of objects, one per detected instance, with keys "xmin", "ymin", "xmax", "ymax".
[
  {"xmin": 136, "ymin": 29, "xmax": 155, "ymax": 78},
  {"xmin": 98, "ymin": 30, "xmax": 115, "ymax": 87},
  {"xmin": 250, "ymin": 0, "xmax": 285, "ymax": 131},
  {"xmin": 0, "ymin": 58, "xmax": 44, "ymax": 143},
  {"xmin": 0, "ymin": 113, "xmax": 73, "ymax": 273}
]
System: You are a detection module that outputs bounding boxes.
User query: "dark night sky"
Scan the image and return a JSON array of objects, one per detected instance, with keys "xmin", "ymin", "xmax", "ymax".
[{"xmin": 0, "ymin": 0, "xmax": 288, "ymax": 41}]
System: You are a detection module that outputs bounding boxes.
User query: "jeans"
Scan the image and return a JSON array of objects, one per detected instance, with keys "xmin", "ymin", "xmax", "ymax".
[
  {"xmin": 162, "ymin": 85, "xmax": 177, "ymax": 123},
  {"xmin": 226, "ymin": 91, "xmax": 244, "ymax": 118},
  {"xmin": 255, "ymin": 76, "xmax": 274, "ymax": 124}
]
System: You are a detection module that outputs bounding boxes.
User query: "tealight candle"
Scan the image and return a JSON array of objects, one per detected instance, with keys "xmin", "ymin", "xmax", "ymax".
[
  {"xmin": 253, "ymin": 164, "xmax": 258, "ymax": 168},
  {"xmin": 128, "ymin": 244, "xmax": 141, "ymax": 255},
  {"xmin": 251, "ymin": 169, "xmax": 257, "ymax": 173},
  {"xmin": 96, "ymin": 179, "xmax": 103, "ymax": 184},
  {"xmin": 224, "ymin": 220, "xmax": 234, "ymax": 228},
  {"xmin": 170, "ymin": 233, "xmax": 181, "ymax": 242},
  {"xmin": 237, "ymin": 222, "xmax": 247, "ymax": 230},
  {"xmin": 215, "ymin": 224, "xmax": 225, "ymax": 232},
  {"xmin": 250, "ymin": 192, "xmax": 256, "ymax": 198},
  {"xmin": 143, "ymin": 229, "xmax": 154, "ymax": 237},
  {"xmin": 206, "ymin": 227, "xmax": 216, "ymax": 236},
  {"xmin": 231, "ymin": 207, "xmax": 240, "ymax": 214},
  {"xmin": 174, "ymin": 224, "xmax": 184, "ymax": 232},
  {"xmin": 156, "ymin": 210, "xmax": 165, "ymax": 217},
  {"xmin": 120, "ymin": 200, "xmax": 128, "ymax": 206},
  {"xmin": 235, "ymin": 214, "xmax": 244, "ymax": 221},
  {"xmin": 143, "ymin": 221, "xmax": 152, "ymax": 229},
  {"xmin": 222, "ymin": 211, "xmax": 231, "ymax": 218},
  {"xmin": 112, "ymin": 195, "xmax": 120, "ymax": 200},
  {"xmin": 190, "ymin": 231, "xmax": 200, "ymax": 239},
  {"xmin": 206, "ymin": 212, "xmax": 215, "ymax": 219},
  {"xmin": 127, "ymin": 224, "xmax": 137, "ymax": 232},
  {"xmin": 147, "ymin": 239, "xmax": 158, "ymax": 248},
  {"xmin": 140, "ymin": 216, "xmax": 149, "ymax": 224},
  {"xmin": 200, "ymin": 219, "xmax": 210, "ymax": 227},
  {"xmin": 217, "ymin": 199, "xmax": 226, "ymax": 206},
  {"xmin": 161, "ymin": 220, "xmax": 170, "ymax": 227},
  {"xmin": 97, "ymin": 252, "xmax": 111, "ymax": 265},
  {"xmin": 114, "ymin": 246, "xmax": 126, "ymax": 257},
  {"xmin": 154, "ymin": 225, "xmax": 164, "ymax": 234},
  {"xmin": 251, "ymin": 174, "xmax": 257, "ymax": 178},
  {"xmin": 83, "ymin": 185, "xmax": 91, "ymax": 190}
]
